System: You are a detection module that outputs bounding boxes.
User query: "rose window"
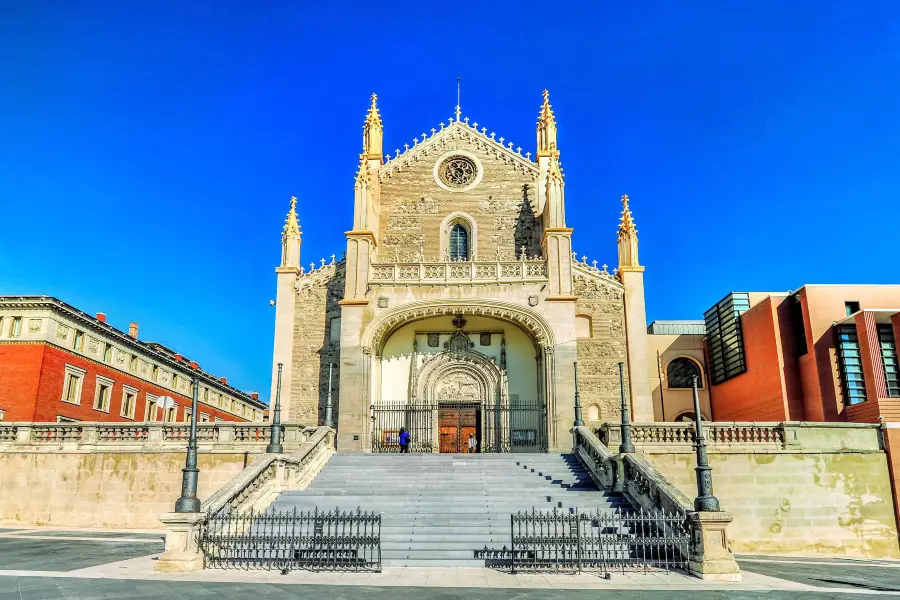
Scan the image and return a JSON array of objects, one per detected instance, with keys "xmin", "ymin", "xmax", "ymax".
[{"xmin": 437, "ymin": 155, "xmax": 478, "ymax": 188}]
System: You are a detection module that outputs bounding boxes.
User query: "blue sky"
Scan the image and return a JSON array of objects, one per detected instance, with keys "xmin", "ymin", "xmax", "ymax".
[{"xmin": 2, "ymin": 2, "xmax": 899, "ymax": 400}]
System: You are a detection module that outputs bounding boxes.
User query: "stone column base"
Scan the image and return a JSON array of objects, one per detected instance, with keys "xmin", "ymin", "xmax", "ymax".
[
  {"xmin": 155, "ymin": 512, "xmax": 206, "ymax": 573},
  {"xmin": 688, "ymin": 511, "xmax": 742, "ymax": 581}
]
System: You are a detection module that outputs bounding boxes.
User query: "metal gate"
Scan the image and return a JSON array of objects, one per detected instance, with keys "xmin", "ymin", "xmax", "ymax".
[
  {"xmin": 478, "ymin": 507, "xmax": 690, "ymax": 575},
  {"xmin": 371, "ymin": 401, "xmax": 546, "ymax": 453},
  {"xmin": 199, "ymin": 507, "xmax": 381, "ymax": 572}
]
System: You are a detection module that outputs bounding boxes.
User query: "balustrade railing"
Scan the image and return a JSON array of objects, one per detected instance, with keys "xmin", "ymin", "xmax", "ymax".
[
  {"xmin": 0, "ymin": 421, "xmax": 310, "ymax": 451},
  {"xmin": 370, "ymin": 259, "xmax": 548, "ymax": 285},
  {"xmin": 599, "ymin": 422, "xmax": 786, "ymax": 450}
]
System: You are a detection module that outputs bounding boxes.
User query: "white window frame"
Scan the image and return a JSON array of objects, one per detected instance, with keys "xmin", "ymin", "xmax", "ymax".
[
  {"xmin": 164, "ymin": 403, "xmax": 179, "ymax": 422},
  {"xmin": 93, "ymin": 375, "xmax": 115, "ymax": 412},
  {"xmin": 73, "ymin": 330, "xmax": 85, "ymax": 352},
  {"xmin": 183, "ymin": 407, "xmax": 192, "ymax": 422},
  {"xmin": 121, "ymin": 385, "xmax": 138, "ymax": 419},
  {"xmin": 145, "ymin": 393, "xmax": 159, "ymax": 422},
  {"xmin": 200, "ymin": 412, "xmax": 210, "ymax": 423},
  {"xmin": 103, "ymin": 343, "xmax": 113, "ymax": 362},
  {"xmin": 0, "ymin": 408, "xmax": 6, "ymax": 421},
  {"xmin": 61, "ymin": 364, "xmax": 87, "ymax": 405},
  {"xmin": 57, "ymin": 415, "xmax": 80, "ymax": 423},
  {"xmin": 10, "ymin": 316, "xmax": 23, "ymax": 338}
]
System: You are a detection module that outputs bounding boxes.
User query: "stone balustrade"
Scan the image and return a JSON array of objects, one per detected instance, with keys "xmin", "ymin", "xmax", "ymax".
[
  {"xmin": 369, "ymin": 259, "xmax": 548, "ymax": 285},
  {"xmin": 572, "ymin": 426, "xmax": 741, "ymax": 581},
  {"xmin": 0, "ymin": 421, "xmax": 312, "ymax": 453},
  {"xmin": 597, "ymin": 421, "xmax": 883, "ymax": 453},
  {"xmin": 156, "ymin": 426, "xmax": 336, "ymax": 572}
]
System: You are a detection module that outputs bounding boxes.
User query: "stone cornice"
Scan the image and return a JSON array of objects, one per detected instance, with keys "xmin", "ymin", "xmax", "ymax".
[
  {"xmin": 339, "ymin": 299, "xmax": 370, "ymax": 307},
  {"xmin": 345, "ymin": 230, "xmax": 377, "ymax": 245}
]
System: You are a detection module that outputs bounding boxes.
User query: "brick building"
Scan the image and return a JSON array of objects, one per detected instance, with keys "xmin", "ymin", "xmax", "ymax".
[
  {"xmin": 0, "ymin": 296, "xmax": 267, "ymax": 423},
  {"xmin": 701, "ymin": 285, "xmax": 900, "ymax": 423}
]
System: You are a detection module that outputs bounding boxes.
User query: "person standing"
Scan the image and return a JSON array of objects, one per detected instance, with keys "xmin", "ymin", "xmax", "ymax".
[
  {"xmin": 398, "ymin": 427, "xmax": 410, "ymax": 454},
  {"xmin": 467, "ymin": 433, "xmax": 478, "ymax": 454}
]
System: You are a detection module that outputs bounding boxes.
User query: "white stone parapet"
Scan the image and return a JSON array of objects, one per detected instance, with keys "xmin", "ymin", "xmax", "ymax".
[
  {"xmin": 597, "ymin": 421, "xmax": 884, "ymax": 453},
  {"xmin": 369, "ymin": 259, "xmax": 548, "ymax": 286},
  {"xmin": 0, "ymin": 421, "xmax": 312, "ymax": 453}
]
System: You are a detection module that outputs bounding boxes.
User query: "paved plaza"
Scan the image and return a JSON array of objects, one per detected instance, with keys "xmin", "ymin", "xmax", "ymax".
[{"xmin": 0, "ymin": 527, "xmax": 897, "ymax": 599}]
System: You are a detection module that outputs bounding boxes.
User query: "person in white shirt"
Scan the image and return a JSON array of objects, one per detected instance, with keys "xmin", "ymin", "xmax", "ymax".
[{"xmin": 467, "ymin": 433, "xmax": 478, "ymax": 453}]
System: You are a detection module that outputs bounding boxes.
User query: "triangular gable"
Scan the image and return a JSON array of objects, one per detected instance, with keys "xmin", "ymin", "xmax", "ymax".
[{"xmin": 379, "ymin": 120, "xmax": 539, "ymax": 182}]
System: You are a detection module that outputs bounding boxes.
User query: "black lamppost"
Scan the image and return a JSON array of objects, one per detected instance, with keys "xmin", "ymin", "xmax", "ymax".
[
  {"xmin": 617, "ymin": 362, "xmax": 635, "ymax": 453},
  {"xmin": 573, "ymin": 361, "xmax": 584, "ymax": 427},
  {"xmin": 174, "ymin": 375, "xmax": 201, "ymax": 513},
  {"xmin": 266, "ymin": 363, "xmax": 284, "ymax": 454},
  {"xmin": 691, "ymin": 374, "xmax": 720, "ymax": 511}
]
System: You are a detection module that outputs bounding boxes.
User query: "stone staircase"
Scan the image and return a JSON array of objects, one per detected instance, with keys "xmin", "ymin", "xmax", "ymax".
[{"xmin": 270, "ymin": 452, "xmax": 631, "ymax": 567}]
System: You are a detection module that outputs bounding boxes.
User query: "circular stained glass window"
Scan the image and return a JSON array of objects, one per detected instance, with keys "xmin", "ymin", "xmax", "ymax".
[{"xmin": 437, "ymin": 155, "xmax": 478, "ymax": 188}]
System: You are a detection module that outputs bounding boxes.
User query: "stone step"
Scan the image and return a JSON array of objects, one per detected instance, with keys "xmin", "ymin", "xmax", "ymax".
[{"xmin": 266, "ymin": 451, "xmax": 632, "ymax": 568}]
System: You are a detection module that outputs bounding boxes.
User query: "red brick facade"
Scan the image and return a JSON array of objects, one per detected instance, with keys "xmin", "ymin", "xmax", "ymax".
[
  {"xmin": 708, "ymin": 285, "xmax": 900, "ymax": 424},
  {"xmin": 0, "ymin": 342, "xmax": 246, "ymax": 423}
]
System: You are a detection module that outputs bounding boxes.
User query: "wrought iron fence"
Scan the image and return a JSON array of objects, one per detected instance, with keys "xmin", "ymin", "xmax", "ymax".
[
  {"xmin": 199, "ymin": 507, "xmax": 381, "ymax": 572},
  {"xmin": 478, "ymin": 507, "xmax": 689, "ymax": 576},
  {"xmin": 371, "ymin": 401, "xmax": 546, "ymax": 453}
]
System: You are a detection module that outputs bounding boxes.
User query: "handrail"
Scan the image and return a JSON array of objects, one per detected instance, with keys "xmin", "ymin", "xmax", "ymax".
[
  {"xmin": 573, "ymin": 426, "xmax": 692, "ymax": 516},
  {"xmin": 201, "ymin": 426, "xmax": 335, "ymax": 517}
]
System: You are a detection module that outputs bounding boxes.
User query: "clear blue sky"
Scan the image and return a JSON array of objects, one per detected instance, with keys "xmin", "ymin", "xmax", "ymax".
[{"xmin": 2, "ymin": 2, "xmax": 899, "ymax": 401}]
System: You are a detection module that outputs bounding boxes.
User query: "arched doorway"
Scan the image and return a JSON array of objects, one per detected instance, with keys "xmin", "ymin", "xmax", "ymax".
[{"xmin": 369, "ymin": 310, "xmax": 548, "ymax": 453}]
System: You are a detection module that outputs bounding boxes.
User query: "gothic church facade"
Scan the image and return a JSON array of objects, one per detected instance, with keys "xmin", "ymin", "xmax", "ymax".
[{"xmin": 271, "ymin": 92, "xmax": 654, "ymax": 452}]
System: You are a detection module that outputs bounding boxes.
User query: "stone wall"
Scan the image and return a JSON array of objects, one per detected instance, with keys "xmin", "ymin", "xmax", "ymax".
[
  {"xmin": 290, "ymin": 261, "xmax": 344, "ymax": 424},
  {"xmin": 631, "ymin": 423, "xmax": 900, "ymax": 558},
  {"xmin": 377, "ymin": 135, "xmax": 540, "ymax": 262},
  {"xmin": 574, "ymin": 270, "xmax": 628, "ymax": 425},
  {"xmin": 0, "ymin": 451, "xmax": 251, "ymax": 529}
]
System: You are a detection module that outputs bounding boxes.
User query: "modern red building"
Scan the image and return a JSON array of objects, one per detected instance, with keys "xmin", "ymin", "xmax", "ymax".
[
  {"xmin": 0, "ymin": 296, "xmax": 267, "ymax": 424},
  {"xmin": 703, "ymin": 286, "xmax": 900, "ymax": 423}
]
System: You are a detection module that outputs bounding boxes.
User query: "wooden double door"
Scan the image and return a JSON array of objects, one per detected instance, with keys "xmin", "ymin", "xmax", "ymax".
[{"xmin": 438, "ymin": 403, "xmax": 482, "ymax": 453}]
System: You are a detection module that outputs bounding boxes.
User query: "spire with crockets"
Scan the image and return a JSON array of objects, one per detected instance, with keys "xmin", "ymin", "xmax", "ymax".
[
  {"xmin": 617, "ymin": 194, "xmax": 640, "ymax": 271},
  {"xmin": 362, "ymin": 93, "xmax": 383, "ymax": 161}
]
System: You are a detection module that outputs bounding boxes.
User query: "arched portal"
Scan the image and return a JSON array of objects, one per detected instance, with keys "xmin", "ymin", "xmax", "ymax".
[{"xmin": 370, "ymin": 311, "xmax": 547, "ymax": 453}]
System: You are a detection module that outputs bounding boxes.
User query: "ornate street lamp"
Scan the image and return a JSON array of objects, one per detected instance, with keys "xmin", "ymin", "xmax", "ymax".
[
  {"xmin": 691, "ymin": 374, "xmax": 720, "ymax": 511},
  {"xmin": 174, "ymin": 375, "xmax": 201, "ymax": 513},
  {"xmin": 573, "ymin": 361, "xmax": 584, "ymax": 427},
  {"xmin": 266, "ymin": 363, "xmax": 284, "ymax": 454},
  {"xmin": 617, "ymin": 362, "xmax": 635, "ymax": 453}
]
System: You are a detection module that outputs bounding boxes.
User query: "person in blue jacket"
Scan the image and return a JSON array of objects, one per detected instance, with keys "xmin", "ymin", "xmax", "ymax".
[{"xmin": 398, "ymin": 427, "xmax": 410, "ymax": 453}]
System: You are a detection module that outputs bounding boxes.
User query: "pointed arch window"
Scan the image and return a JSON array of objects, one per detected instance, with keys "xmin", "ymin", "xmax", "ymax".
[{"xmin": 449, "ymin": 224, "xmax": 469, "ymax": 261}]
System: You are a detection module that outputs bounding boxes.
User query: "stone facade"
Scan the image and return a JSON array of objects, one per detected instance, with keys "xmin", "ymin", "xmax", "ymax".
[
  {"xmin": 289, "ymin": 261, "xmax": 343, "ymax": 424},
  {"xmin": 270, "ymin": 92, "xmax": 654, "ymax": 451},
  {"xmin": 0, "ymin": 297, "xmax": 267, "ymax": 424},
  {"xmin": 377, "ymin": 133, "xmax": 541, "ymax": 263},
  {"xmin": 574, "ymin": 266, "xmax": 629, "ymax": 424}
]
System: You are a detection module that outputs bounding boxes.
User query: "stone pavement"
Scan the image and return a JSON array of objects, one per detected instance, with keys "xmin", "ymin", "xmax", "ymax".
[{"xmin": 0, "ymin": 527, "xmax": 898, "ymax": 598}]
